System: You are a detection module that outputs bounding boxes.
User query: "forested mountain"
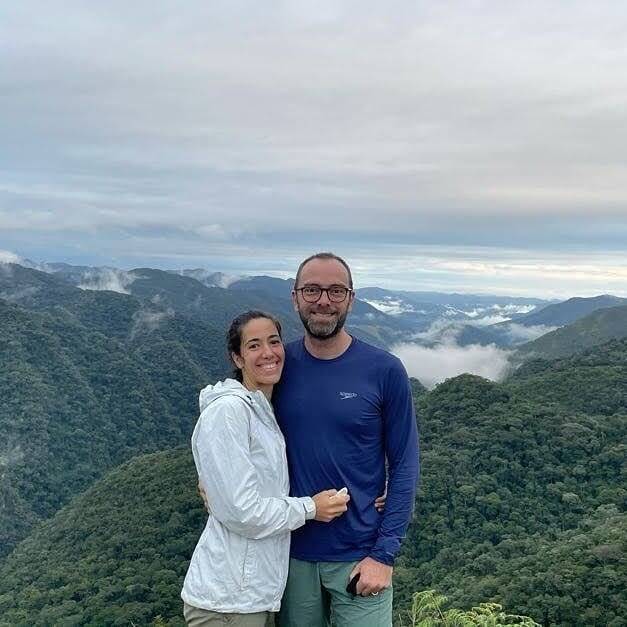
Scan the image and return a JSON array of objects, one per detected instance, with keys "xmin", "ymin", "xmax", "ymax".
[
  {"xmin": 229, "ymin": 275, "xmax": 296, "ymax": 296},
  {"xmin": 0, "ymin": 448, "xmax": 199, "ymax": 626},
  {"xmin": 0, "ymin": 272, "xmax": 228, "ymax": 559},
  {"xmin": 1, "ymin": 339, "xmax": 624, "ymax": 625},
  {"xmin": 125, "ymin": 268, "xmax": 301, "ymax": 337},
  {"xmin": 515, "ymin": 304, "xmax": 627, "ymax": 360},
  {"xmin": 513, "ymin": 295, "xmax": 627, "ymax": 328},
  {"xmin": 27, "ymin": 262, "xmax": 409, "ymax": 348}
]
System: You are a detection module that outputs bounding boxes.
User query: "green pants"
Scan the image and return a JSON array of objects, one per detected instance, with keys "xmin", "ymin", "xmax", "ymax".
[
  {"xmin": 183, "ymin": 602, "xmax": 272, "ymax": 626},
  {"xmin": 277, "ymin": 558, "xmax": 393, "ymax": 627}
]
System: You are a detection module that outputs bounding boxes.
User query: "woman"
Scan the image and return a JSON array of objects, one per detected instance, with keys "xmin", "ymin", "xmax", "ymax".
[{"xmin": 181, "ymin": 310, "xmax": 350, "ymax": 626}]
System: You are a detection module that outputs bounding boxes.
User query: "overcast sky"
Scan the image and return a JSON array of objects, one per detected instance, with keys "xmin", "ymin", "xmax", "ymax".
[{"xmin": 1, "ymin": 1, "xmax": 626, "ymax": 297}]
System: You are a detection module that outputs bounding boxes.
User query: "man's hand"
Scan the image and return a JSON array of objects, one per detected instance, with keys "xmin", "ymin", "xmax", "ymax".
[
  {"xmin": 198, "ymin": 482, "xmax": 210, "ymax": 512},
  {"xmin": 349, "ymin": 557, "xmax": 393, "ymax": 596}
]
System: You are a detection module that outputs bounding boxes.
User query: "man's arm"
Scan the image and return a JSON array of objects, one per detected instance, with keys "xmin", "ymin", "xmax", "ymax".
[
  {"xmin": 353, "ymin": 358, "xmax": 419, "ymax": 595},
  {"xmin": 371, "ymin": 359, "xmax": 419, "ymax": 563}
]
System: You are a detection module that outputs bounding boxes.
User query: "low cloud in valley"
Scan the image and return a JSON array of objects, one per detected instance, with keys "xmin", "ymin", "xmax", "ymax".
[{"xmin": 393, "ymin": 339, "xmax": 513, "ymax": 389}]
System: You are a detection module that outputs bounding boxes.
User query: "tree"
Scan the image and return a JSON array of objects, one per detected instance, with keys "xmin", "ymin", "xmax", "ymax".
[{"xmin": 397, "ymin": 590, "xmax": 540, "ymax": 627}]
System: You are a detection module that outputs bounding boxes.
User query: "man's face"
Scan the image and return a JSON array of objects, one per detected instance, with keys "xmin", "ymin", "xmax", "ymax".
[{"xmin": 292, "ymin": 258, "xmax": 354, "ymax": 340}]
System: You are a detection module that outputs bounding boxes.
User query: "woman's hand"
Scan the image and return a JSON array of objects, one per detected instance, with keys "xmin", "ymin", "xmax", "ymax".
[
  {"xmin": 312, "ymin": 489, "xmax": 350, "ymax": 522},
  {"xmin": 375, "ymin": 490, "xmax": 386, "ymax": 513}
]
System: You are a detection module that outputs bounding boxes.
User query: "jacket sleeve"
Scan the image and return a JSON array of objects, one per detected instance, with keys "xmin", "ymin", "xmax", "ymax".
[
  {"xmin": 369, "ymin": 358, "xmax": 420, "ymax": 565},
  {"xmin": 194, "ymin": 399, "xmax": 314, "ymax": 540}
]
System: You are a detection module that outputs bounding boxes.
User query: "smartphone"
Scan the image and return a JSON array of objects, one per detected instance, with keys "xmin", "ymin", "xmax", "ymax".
[{"xmin": 346, "ymin": 572, "xmax": 360, "ymax": 596}]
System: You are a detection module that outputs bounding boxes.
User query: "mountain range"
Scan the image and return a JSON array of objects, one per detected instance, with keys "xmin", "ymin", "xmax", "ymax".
[
  {"xmin": 11, "ymin": 259, "xmax": 627, "ymax": 351},
  {"xmin": 1, "ymin": 257, "xmax": 626, "ymax": 625}
]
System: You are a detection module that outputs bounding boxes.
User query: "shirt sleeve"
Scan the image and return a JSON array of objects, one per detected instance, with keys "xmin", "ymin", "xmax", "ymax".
[
  {"xmin": 194, "ymin": 399, "xmax": 315, "ymax": 540},
  {"xmin": 369, "ymin": 358, "xmax": 420, "ymax": 565}
]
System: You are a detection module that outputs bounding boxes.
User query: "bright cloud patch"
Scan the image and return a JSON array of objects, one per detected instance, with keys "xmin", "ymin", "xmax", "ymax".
[
  {"xmin": 362, "ymin": 298, "xmax": 415, "ymax": 315},
  {"xmin": 393, "ymin": 340, "xmax": 512, "ymax": 389},
  {"xmin": 413, "ymin": 319, "xmax": 463, "ymax": 344},
  {"xmin": 505, "ymin": 323, "xmax": 560, "ymax": 343},
  {"xmin": 465, "ymin": 303, "xmax": 536, "ymax": 316},
  {"xmin": 77, "ymin": 269, "xmax": 137, "ymax": 294},
  {"xmin": 129, "ymin": 308, "xmax": 175, "ymax": 341},
  {"xmin": 0, "ymin": 250, "xmax": 22, "ymax": 264}
]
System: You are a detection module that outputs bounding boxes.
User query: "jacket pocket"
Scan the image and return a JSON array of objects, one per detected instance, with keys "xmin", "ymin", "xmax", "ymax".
[{"xmin": 241, "ymin": 538, "xmax": 255, "ymax": 589}]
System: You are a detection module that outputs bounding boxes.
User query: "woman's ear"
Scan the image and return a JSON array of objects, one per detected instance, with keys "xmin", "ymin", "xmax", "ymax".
[{"xmin": 232, "ymin": 352, "xmax": 244, "ymax": 370}]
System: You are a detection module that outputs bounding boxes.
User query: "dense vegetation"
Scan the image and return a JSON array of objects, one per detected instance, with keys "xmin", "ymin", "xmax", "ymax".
[
  {"xmin": 0, "ymin": 289, "xmax": 226, "ymax": 559},
  {"xmin": 395, "ymin": 339, "xmax": 627, "ymax": 625},
  {"xmin": 1, "ymin": 339, "xmax": 624, "ymax": 625},
  {"xmin": 0, "ymin": 449, "xmax": 200, "ymax": 626}
]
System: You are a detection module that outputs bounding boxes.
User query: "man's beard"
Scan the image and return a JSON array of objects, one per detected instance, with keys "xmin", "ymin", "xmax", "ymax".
[{"xmin": 299, "ymin": 308, "xmax": 348, "ymax": 340}]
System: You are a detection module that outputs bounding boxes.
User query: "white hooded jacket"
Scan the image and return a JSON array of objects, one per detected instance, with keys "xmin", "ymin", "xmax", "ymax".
[{"xmin": 181, "ymin": 379, "xmax": 315, "ymax": 613}]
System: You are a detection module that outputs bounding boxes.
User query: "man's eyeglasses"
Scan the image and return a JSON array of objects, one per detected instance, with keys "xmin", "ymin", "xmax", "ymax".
[{"xmin": 295, "ymin": 285, "xmax": 353, "ymax": 303}]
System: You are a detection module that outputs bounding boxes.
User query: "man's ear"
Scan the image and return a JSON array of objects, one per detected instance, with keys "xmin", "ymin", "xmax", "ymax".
[
  {"xmin": 347, "ymin": 290, "xmax": 355, "ymax": 311},
  {"xmin": 291, "ymin": 290, "xmax": 299, "ymax": 312}
]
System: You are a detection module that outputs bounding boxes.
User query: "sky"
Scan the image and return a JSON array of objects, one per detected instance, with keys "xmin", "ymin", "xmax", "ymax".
[{"xmin": 1, "ymin": 1, "xmax": 626, "ymax": 298}]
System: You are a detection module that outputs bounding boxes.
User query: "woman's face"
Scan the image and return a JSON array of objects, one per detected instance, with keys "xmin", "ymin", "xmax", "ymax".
[{"xmin": 232, "ymin": 317, "xmax": 285, "ymax": 393}]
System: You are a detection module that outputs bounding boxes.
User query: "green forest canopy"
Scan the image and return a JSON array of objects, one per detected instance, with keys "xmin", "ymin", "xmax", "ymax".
[{"xmin": 1, "ymin": 338, "xmax": 625, "ymax": 625}]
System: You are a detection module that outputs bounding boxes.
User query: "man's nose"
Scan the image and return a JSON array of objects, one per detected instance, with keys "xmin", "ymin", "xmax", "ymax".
[{"xmin": 317, "ymin": 289, "xmax": 331, "ymax": 305}]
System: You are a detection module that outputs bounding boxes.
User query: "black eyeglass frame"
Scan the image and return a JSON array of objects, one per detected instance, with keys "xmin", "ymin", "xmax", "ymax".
[{"xmin": 294, "ymin": 285, "xmax": 353, "ymax": 303}]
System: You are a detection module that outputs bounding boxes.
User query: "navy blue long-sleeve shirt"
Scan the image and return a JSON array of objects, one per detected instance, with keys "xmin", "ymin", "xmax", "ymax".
[{"xmin": 273, "ymin": 337, "xmax": 419, "ymax": 565}]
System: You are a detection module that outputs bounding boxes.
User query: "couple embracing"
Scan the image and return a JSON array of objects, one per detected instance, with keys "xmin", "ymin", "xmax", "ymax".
[{"xmin": 181, "ymin": 252, "xmax": 420, "ymax": 626}]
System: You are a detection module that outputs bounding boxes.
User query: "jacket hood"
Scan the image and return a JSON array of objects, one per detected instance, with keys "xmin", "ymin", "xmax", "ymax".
[{"xmin": 199, "ymin": 378, "xmax": 254, "ymax": 413}]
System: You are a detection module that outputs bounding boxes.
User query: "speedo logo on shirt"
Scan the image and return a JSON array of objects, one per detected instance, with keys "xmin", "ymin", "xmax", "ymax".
[{"xmin": 339, "ymin": 392, "xmax": 357, "ymax": 400}]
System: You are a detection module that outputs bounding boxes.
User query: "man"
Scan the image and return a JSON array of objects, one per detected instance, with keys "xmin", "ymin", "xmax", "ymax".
[{"xmin": 274, "ymin": 252, "xmax": 419, "ymax": 626}]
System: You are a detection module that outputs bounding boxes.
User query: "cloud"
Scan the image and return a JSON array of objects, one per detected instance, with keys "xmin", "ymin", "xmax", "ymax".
[
  {"xmin": 412, "ymin": 318, "xmax": 463, "ymax": 344},
  {"xmin": 349, "ymin": 248, "xmax": 627, "ymax": 298},
  {"xmin": 0, "ymin": 440, "xmax": 24, "ymax": 481},
  {"xmin": 77, "ymin": 269, "xmax": 137, "ymax": 294},
  {"xmin": 465, "ymin": 304, "xmax": 537, "ymax": 318},
  {"xmin": 214, "ymin": 274, "xmax": 240, "ymax": 288},
  {"xmin": 0, "ymin": 250, "xmax": 22, "ymax": 264},
  {"xmin": 505, "ymin": 323, "xmax": 560, "ymax": 343},
  {"xmin": 393, "ymin": 339, "xmax": 512, "ymax": 389},
  {"xmin": 129, "ymin": 308, "xmax": 175, "ymax": 341},
  {"xmin": 1, "ymin": 3, "xmax": 626, "ymax": 296},
  {"xmin": 466, "ymin": 314, "xmax": 513, "ymax": 326},
  {"xmin": 462, "ymin": 303, "xmax": 538, "ymax": 325},
  {"xmin": 210, "ymin": 272, "xmax": 247, "ymax": 288},
  {"xmin": 362, "ymin": 298, "xmax": 416, "ymax": 316}
]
